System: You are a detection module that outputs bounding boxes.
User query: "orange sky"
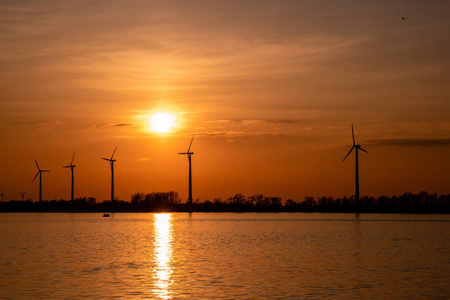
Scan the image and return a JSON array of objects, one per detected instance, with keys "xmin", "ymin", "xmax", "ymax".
[{"xmin": 1, "ymin": 1, "xmax": 449, "ymax": 202}]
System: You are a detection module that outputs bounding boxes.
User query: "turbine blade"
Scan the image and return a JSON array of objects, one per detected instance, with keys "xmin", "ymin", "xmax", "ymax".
[
  {"xmin": 351, "ymin": 124, "xmax": 355, "ymax": 146},
  {"xmin": 360, "ymin": 147, "xmax": 368, "ymax": 153},
  {"xmin": 70, "ymin": 152, "xmax": 75, "ymax": 165},
  {"xmin": 111, "ymin": 146, "xmax": 117, "ymax": 159},
  {"xmin": 41, "ymin": 170, "xmax": 50, "ymax": 172},
  {"xmin": 178, "ymin": 153, "xmax": 187, "ymax": 155},
  {"xmin": 342, "ymin": 146, "xmax": 355, "ymax": 162},
  {"xmin": 102, "ymin": 157, "xmax": 110, "ymax": 161},
  {"xmin": 32, "ymin": 171, "xmax": 40, "ymax": 182},
  {"xmin": 63, "ymin": 166, "xmax": 70, "ymax": 168},
  {"xmin": 34, "ymin": 159, "xmax": 40, "ymax": 171},
  {"xmin": 187, "ymin": 135, "xmax": 194, "ymax": 152}
]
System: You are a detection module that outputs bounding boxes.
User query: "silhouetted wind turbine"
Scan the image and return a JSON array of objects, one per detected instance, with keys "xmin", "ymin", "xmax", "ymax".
[
  {"xmin": 342, "ymin": 124, "xmax": 368, "ymax": 214},
  {"xmin": 33, "ymin": 159, "xmax": 50, "ymax": 202},
  {"xmin": 18, "ymin": 191, "xmax": 27, "ymax": 201},
  {"xmin": 63, "ymin": 152, "xmax": 76, "ymax": 201},
  {"xmin": 102, "ymin": 147, "xmax": 117, "ymax": 202},
  {"xmin": 178, "ymin": 136, "xmax": 194, "ymax": 206},
  {"xmin": 0, "ymin": 187, "xmax": 4, "ymax": 202}
]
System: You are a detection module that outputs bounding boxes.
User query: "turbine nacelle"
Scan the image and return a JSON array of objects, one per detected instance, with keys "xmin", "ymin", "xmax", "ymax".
[
  {"xmin": 32, "ymin": 170, "xmax": 50, "ymax": 182},
  {"xmin": 102, "ymin": 158, "xmax": 116, "ymax": 162},
  {"xmin": 178, "ymin": 135, "xmax": 195, "ymax": 156},
  {"xmin": 18, "ymin": 191, "xmax": 27, "ymax": 201},
  {"xmin": 179, "ymin": 135, "xmax": 195, "ymax": 206},
  {"xmin": 33, "ymin": 159, "xmax": 50, "ymax": 182},
  {"xmin": 342, "ymin": 124, "xmax": 368, "ymax": 162},
  {"xmin": 102, "ymin": 147, "xmax": 117, "ymax": 203},
  {"xmin": 33, "ymin": 159, "xmax": 50, "ymax": 202},
  {"xmin": 102, "ymin": 146, "xmax": 117, "ymax": 162},
  {"xmin": 63, "ymin": 153, "xmax": 76, "ymax": 169},
  {"xmin": 342, "ymin": 123, "xmax": 369, "ymax": 215}
]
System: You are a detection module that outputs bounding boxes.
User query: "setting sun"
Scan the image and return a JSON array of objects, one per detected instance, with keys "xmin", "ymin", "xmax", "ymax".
[{"xmin": 149, "ymin": 112, "xmax": 175, "ymax": 133}]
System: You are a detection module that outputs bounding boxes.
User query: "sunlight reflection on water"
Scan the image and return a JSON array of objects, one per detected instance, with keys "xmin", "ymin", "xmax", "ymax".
[
  {"xmin": 0, "ymin": 213, "xmax": 449, "ymax": 299},
  {"xmin": 153, "ymin": 213, "xmax": 173, "ymax": 299}
]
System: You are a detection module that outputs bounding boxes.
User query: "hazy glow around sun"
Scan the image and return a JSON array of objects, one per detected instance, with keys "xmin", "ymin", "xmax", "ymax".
[{"xmin": 149, "ymin": 112, "xmax": 176, "ymax": 133}]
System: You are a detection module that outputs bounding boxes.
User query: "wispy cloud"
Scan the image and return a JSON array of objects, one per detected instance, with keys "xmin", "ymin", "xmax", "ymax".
[
  {"xmin": 210, "ymin": 119, "xmax": 294, "ymax": 125},
  {"xmin": 90, "ymin": 123, "xmax": 133, "ymax": 128},
  {"xmin": 189, "ymin": 118, "xmax": 295, "ymax": 138},
  {"xmin": 234, "ymin": 119, "xmax": 293, "ymax": 125},
  {"xmin": 367, "ymin": 138, "xmax": 450, "ymax": 147},
  {"xmin": 36, "ymin": 121, "xmax": 65, "ymax": 126},
  {"xmin": 138, "ymin": 157, "xmax": 152, "ymax": 162},
  {"xmin": 114, "ymin": 123, "xmax": 133, "ymax": 127},
  {"xmin": 114, "ymin": 135, "xmax": 136, "ymax": 139},
  {"xmin": 208, "ymin": 119, "xmax": 294, "ymax": 125},
  {"xmin": 197, "ymin": 131, "xmax": 280, "ymax": 138}
]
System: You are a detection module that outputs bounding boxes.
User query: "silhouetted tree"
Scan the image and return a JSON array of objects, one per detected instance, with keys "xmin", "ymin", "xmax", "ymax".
[{"xmin": 1, "ymin": 191, "xmax": 449, "ymax": 213}]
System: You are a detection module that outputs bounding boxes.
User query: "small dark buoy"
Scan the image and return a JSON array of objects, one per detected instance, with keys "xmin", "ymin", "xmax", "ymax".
[{"xmin": 402, "ymin": 17, "xmax": 405, "ymax": 20}]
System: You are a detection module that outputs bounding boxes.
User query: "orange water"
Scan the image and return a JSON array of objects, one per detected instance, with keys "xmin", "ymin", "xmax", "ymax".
[{"xmin": 1, "ymin": 213, "xmax": 449, "ymax": 299}]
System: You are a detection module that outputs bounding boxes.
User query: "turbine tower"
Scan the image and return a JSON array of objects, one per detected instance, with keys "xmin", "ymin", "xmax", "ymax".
[
  {"xmin": 33, "ymin": 159, "xmax": 50, "ymax": 202},
  {"xmin": 342, "ymin": 124, "xmax": 368, "ymax": 214},
  {"xmin": 63, "ymin": 152, "xmax": 76, "ymax": 201},
  {"xmin": 0, "ymin": 188, "xmax": 4, "ymax": 202},
  {"xmin": 178, "ymin": 136, "xmax": 194, "ymax": 206},
  {"xmin": 18, "ymin": 191, "xmax": 27, "ymax": 201},
  {"xmin": 102, "ymin": 147, "xmax": 117, "ymax": 202}
]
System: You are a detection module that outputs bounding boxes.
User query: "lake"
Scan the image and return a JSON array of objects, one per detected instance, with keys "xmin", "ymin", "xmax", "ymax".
[{"xmin": 1, "ymin": 213, "xmax": 449, "ymax": 299}]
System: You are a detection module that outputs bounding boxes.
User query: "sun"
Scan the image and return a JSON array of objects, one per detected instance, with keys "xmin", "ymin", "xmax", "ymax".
[{"xmin": 149, "ymin": 112, "xmax": 176, "ymax": 133}]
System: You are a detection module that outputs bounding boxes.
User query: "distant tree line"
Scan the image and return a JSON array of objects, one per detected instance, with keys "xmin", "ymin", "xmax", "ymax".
[
  {"xmin": 0, "ymin": 192, "xmax": 182, "ymax": 213},
  {"xmin": 0, "ymin": 191, "xmax": 449, "ymax": 213},
  {"xmin": 186, "ymin": 191, "xmax": 450, "ymax": 213}
]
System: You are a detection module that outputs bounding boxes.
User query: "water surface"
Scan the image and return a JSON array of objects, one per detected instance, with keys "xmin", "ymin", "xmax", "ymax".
[{"xmin": 1, "ymin": 213, "xmax": 449, "ymax": 299}]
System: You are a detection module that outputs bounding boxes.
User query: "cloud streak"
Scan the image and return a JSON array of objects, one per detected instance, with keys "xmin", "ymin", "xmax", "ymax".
[
  {"xmin": 90, "ymin": 123, "xmax": 133, "ymax": 128},
  {"xmin": 367, "ymin": 138, "xmax": 450, "ymax": 147},
  {"xmin": 212, "ymin": 119, "xmax": 293, "ymax": 125},
  {"xmin": 194, "ymin": 131, "xmax": 281, "ymax": 138}
]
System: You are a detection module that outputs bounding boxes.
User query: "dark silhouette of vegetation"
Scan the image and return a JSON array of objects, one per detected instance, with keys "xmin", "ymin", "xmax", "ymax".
[
  {"xmin": 130, "ymin": 191, "xmax": 182, "ymax": 212},
  {"xmin": 0, "ymin": 191, "xmax": 449, "ymax": 213}
]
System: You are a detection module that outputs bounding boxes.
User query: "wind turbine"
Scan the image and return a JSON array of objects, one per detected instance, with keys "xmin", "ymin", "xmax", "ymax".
[
  {"xmin": 33, "ymin": 159, "xmax": 50, "ymax": 202},
  {"xmin": 102, "ymin": 147, "xmax": 117, "ymax": 202},
  {"xmin": 178, "ymin": 136, "xmax": 194, "ymax": 206},
  {"xmin": 18, "ymin": 191, "xmax": 27, "ymax": 201},
  {"xmin": 63, "ymin": 152, "xmax": 76, "ymax": 201},
  {"xmin": 0, "ymin": 187, "xmax": 4, "ymax": 202},
  {"xmin": 342, "ymin": 124, "xmax": 368, "ymax": 214}
]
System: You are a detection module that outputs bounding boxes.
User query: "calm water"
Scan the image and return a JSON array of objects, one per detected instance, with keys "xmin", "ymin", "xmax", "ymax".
[{"xmin": 1, "ymin": 213, "xmax": 449, "ymax": 299}]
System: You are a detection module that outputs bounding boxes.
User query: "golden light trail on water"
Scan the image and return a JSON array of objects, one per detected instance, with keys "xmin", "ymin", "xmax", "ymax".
[{"xmin": 153, "ymin": 213, "xmax": 173, "ymax": 299}]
